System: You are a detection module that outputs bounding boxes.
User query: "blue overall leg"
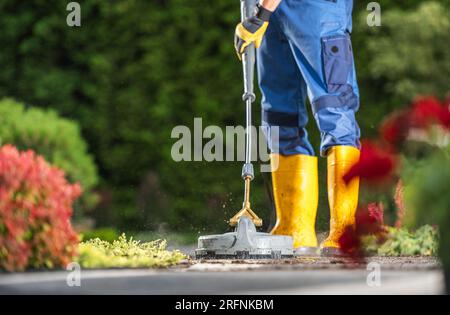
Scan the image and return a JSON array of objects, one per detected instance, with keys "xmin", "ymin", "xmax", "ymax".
[
  {"xmin": 257, "ymin": 0, "xmax": 360, "ymax": 156},
  {"xmin": 258, "ymin": 14, "xmax": 315, "ymax": 156}
]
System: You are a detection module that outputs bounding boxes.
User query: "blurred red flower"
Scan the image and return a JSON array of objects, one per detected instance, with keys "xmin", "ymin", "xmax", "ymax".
[
  {"xmin": 339, "ymin": 226, "xmax": 360, "ymax": 256},
  {"xmin": 379, "ymin": 110, "xmax": 411, "ymax": 147},
  {"xmin": 357, "ymin": 203, "xmax": 385, "ymax": 235},
  {"xmin": 409, "ymin": 96, "xmax": 450, "ymax": 129},
  {"xmin": 343, "ymin": 141, "xmax": 397, "ymax": 184},
  {"xmin": 379, "ymin": 96, "xmax": 450, "ymax": 148},
  {"xmin": 339, "ymin": 203, "xmax": 386, "ymax": 257}
]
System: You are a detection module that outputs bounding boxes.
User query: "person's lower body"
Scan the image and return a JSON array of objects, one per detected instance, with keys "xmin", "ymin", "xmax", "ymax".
[{"xmin": 257, "ymin": 0, "xmax": 361, "ymax": 255}]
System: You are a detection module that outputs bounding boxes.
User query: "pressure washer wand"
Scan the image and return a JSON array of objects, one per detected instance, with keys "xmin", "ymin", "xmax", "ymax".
[{"xmin": 229, "ymin": 0, "xmax": 263, "ymax": 227}]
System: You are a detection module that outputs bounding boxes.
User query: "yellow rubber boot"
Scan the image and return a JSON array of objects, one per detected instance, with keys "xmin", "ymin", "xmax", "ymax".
[
  {"xmin": 321, "ymin": 146, "xmax": 360, "ymax": 256},
  {"xmin": 270, "ymin": 154, "xmax": 318, "ymax": 254}
]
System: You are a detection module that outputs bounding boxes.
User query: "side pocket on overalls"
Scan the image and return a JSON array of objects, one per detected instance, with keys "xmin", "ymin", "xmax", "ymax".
[{"xmin": 321, "ymin": 34, "xmax": 353, "ymax": 93}]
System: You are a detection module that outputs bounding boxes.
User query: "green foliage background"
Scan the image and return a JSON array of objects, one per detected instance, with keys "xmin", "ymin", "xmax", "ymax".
[
  {"xmin": 0, "ymin": 1, "xmax": 448, "ymax": 233},
  {"xmin": 403, "ymin": 144, "xmax": 450, "ymax": 264}
]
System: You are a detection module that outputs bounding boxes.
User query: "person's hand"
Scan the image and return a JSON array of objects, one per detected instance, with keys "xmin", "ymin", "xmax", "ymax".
[{"xmin": 234, "ymin": 4, "xmax": 272, "ymax": 60}]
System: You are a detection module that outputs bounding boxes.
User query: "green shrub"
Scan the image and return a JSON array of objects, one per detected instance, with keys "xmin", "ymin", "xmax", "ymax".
[
  {"xmin": 0, "ymin": 98, "xmax": 99, "ymax": 216},
  {"xmin": 374, "ymin": 226, "xmax": 438, "ymax": 256},
  {"xmin": 77, "ymin": 234, "xmax": 186, "ymax": 268}
]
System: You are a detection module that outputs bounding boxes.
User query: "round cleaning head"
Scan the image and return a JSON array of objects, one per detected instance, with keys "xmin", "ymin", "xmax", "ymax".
[{"xmin": 195, "ymin": 217, "xmax": 294, "ymax": 259}]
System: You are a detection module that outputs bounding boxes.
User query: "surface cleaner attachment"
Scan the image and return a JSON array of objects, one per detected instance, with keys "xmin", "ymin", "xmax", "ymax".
[
  {"xmin": 195, "ymin": 0, "xmax": 294, "ymax": 260},
  {"xmin": 195, "ymin": 217, "xmax": 294, "ymax": 259}
]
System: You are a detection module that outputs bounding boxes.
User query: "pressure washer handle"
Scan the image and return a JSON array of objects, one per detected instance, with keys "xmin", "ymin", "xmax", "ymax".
[
  {"xmin": 240, "ymin": 0, "xmax": 257, "ymax": 102},
  {"xmin": 240, "ymin": 0, "xmax": 257, "ymax": 179}
]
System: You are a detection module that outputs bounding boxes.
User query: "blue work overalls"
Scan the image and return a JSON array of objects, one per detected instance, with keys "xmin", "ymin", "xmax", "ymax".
[{"xmin": 258, "ymin": 0, "xmax": 360, "ymax": 156}]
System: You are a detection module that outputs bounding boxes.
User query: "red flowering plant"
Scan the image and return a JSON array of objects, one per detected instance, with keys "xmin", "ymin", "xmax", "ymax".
[
  {"xmin": 338, "ymin": 96, "xmax": 449, "ymax": 259},
  {"xmin": 0, "ymin": 145, "xmax": 81, "ymax": 271},
  {"xmin": 339, "ymin": 203, "xmax": 387, "ymax": 259},
  {"xmin": 343, "ymin": 140, "xmax": 397, "ymax": 186},
  {"xmin": 409, "ymin": 96, "xmax": 450, "ymax": 130},
  {"xmin": 380, "ymin": 96, "xmax": 450, "ymax": 149}
]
